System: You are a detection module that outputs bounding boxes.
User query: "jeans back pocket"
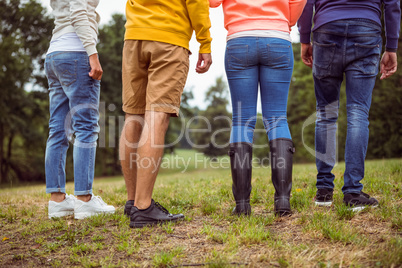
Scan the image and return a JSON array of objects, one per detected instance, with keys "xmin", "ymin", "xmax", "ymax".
[
  {"xmin": 313, "ymin": 42, "xmax": 336, "ymax": 79},
  {"xmin": 53, "ymin": 59, "xmax": 78, "ymax": 87},
  {"xmin": 352, "ymin": 43, "xmax": 381, "ymax": 75},
  {"xmin": 266, "ymin": 44, "xmax": 290, "ymax": 69},
  {"xmin": 227, "ymin": 44, "xmax": 248, "ymax": 70}
]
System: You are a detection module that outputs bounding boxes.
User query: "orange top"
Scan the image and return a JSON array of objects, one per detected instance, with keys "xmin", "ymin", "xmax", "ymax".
[{"xmin": 209, "ymin": 0, "xmax": 307, "ymax": 36}]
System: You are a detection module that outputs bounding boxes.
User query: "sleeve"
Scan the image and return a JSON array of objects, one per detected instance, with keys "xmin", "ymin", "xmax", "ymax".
[
  {"xmin": 70, "ymin": 0, "xmax": 98, "ymax": 56},
  {"xmin": 209, "ymin": 0, "xmax": 223, "ymax": 8},
  {"xmin": 383, "ymin": 0, "xmax": 401, "ymax": 51},
  {"xmin": 186, "ymin": 0, "xmax": 212, "ymax": 53},
  {"xmin": 297, "ymin": 0, "xmax": 315, "ymax": 44},
  {"xmin": 289, "ymin": 0, "xmax": 307, "ymax": 28}
]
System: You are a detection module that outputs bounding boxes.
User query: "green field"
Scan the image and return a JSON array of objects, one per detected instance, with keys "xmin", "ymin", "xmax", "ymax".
[{"xmin": 0, "ymin": 150, "xmax": 401, "ymax": 267}]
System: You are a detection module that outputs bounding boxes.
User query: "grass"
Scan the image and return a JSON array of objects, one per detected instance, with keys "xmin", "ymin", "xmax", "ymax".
[{"xmin": 0, "ymin": 150, "xmax": 401, "ymax": 267}]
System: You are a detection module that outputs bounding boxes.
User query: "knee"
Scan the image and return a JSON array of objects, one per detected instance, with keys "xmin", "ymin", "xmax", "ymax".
[
  {"xmin": 346, "ymin": 105, "xmax": 369, "ymax": 127},
  {"xmin": 73, "ymin": 126, "xmax": 99, "ymax": 144},
  {"xmin": 347, "ymin": 105, "xmax": 369, "ymax": 117},
  {"xmin": 72, "ymin": 116, "xmax": 100, "ymax": 143},
  {"xmin": 147, "ymin": 111, "xmax": 170, "ymax": 133},
  {"xmin": 232, "ymin": 114, "xmax": 257, "ymax": 129},
  {"xmin": 123, "ymin": 114, "xmax": 145, "ymax": 136},
  {"xmin": 48, "ymin": 128, "xmax": 69, "ymax": 146},
  {"xmin": 263, "ymin": 116, "xmax": 288, "ymax": 131},
  {"xmin": 316, "ymin": 106, "xmax": 339, "ymax": 124}
]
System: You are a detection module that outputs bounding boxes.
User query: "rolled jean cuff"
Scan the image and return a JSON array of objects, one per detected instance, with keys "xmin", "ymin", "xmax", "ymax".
[
  {"xmin": 74, "ymin": 140, "xmax": 97, "ymax": 149},
  {"xmin": 74, "ymin": 189, "xmax": 93, "ymax": 196},
  {"xmin": 46, "ymin": 188, "xmax": 66, "ymax": 194}
]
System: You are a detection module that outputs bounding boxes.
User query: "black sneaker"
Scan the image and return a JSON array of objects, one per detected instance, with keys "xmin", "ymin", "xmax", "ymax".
[
  {"xmin": 124, "ymin": 200, "xmax": 134, "ymax": 217},
  {"xmin": 343, "ymin": 191, "xmax": 379, "ymax": 212},
  {"xmin": 314, "ymin": 188, "xmax": 334, "ymax": 206},
  {"xmin": 129, "ymin": 199, "xmax": 184, "ymax": 228}
]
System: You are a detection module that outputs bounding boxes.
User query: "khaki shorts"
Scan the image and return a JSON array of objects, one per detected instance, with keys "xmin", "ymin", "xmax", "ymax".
[{"xmin": 122, "ymin": 40, "xmax": 190, "ymax": 117}]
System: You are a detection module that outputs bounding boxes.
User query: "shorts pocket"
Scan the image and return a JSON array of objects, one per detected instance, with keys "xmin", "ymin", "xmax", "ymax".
[
  {"xmin": 313, "ymin": 42, "xmax": 336, "ymax": 79},
  {"xmin": 227, "ymin": 45, "xmax": 248, "ymax": 70},
  {"xmin": 266, "ymin": 44, "xmax": 290, "ymax": 68},
  {"xmin": 53, "ymin": 59, "xmax": 77, "ymax": 87},
  {"xmin": 352, "ymin": 43, "xmax": 380, "ymax": 75}
]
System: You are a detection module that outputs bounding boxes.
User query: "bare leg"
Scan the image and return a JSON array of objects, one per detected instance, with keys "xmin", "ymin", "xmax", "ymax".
[
  {"xmin": 119, "ymin": 114, "xmax": 145, "ymax": 201},
  {"xmin": 50, "ymin": 193, "xmax": 92, "ymax": 202},
  {"xmin": 134, "ymin": 111, "xmax": 170, "ymax": 209},
  {"xmin": 50, "ymin": 192, "xmax": 66, "ymax": 202},
  {"xmin": 77, "ymin": 194, "xmax": 91, "ymax": 202}
]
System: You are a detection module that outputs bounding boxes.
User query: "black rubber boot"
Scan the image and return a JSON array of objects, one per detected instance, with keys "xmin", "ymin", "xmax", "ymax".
[
  {"xmin": 269, "ymin": 138, "xmax": 295, "ymax": 216},
  {"xmin": 228, "ymin": 142, "xmax": 252, "ymax": 216}
]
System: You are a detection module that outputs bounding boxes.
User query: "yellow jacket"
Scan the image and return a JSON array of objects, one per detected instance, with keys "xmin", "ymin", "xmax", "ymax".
[{"xmin": 125, "ymin": 0, "xmax": 212, "ymax": 53}]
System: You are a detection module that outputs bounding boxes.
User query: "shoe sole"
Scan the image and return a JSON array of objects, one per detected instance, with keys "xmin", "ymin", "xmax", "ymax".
[
  {"xmin": 315, "ymin": 201, "xmax": 333, "ymax": 207},
  {"xmin": 74, "ymin": 210, "xmax": 115, "ymax": 220},
  {"xmin": 347, "ymin": 204, "xmax": 378, "ymax": 212},
  {"xmin": 129, "ymin": 217, "xmax": 184, "ymax": 228},
  {"xmin": 48, "ymin": 211, "xmax": 74, "ymax": 219}
]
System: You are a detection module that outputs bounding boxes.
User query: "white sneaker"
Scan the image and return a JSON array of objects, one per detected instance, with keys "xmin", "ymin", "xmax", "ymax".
[
  {"xmin": 48, "ymin": 194, "xmax": 76, "ymax": 219},
  {"xmin": 74, "ymin": 195, "xmax": 115, "ymax": 219}
]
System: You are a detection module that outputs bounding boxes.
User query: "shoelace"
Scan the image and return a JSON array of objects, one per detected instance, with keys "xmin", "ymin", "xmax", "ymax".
[
  {"xmin": 66, "ymin": 194, "xmax": 77, "ymax": 200},
  {"xmin": 92, "ymin": 195, "xmax": 107, "ymax": 206},
  {"xmin": 65, "ymin": 194, "xmax": 76, "ymax": 204},
  {"xmin": 154, "ymin": 202, "xmax": 170, "ymax": 215}
]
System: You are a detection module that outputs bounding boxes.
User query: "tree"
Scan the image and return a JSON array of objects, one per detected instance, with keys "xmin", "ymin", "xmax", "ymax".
[
  {"xmin": 96, "ymin": 14, "xmax": 126, "ymax": 176},
  {"xmin": 252, "ymin": 115, "xmax": 270, "ymax": 162},
  {"xmin": 164, "ymin": 88, "xmax": 195, "ymax": 154},
  {"xmin": 0, "ymin": 0, "xmax": 53, "ymax": 184},
  {"xmin": 191, "ymin": 77, "xmax": 231, "ymax": 157},
  {"xmin": 368, "ymin": 18, "xmax": 402, "ymax": 159}
]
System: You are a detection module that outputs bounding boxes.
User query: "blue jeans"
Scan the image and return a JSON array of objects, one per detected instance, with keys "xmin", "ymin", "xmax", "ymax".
[
  {"xmin": 225, "ymin": 37, "xmax": 293, "ymax": 144},
  {"xmin": 45, "ymin": 52, "xmax": 100, "ymax": 196},
  {"xmin": 313, "ymin": 19, "xmax": 382, "ymax": 194}
]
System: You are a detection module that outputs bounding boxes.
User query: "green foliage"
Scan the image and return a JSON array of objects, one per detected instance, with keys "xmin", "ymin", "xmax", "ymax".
[
  {"xmin": 253, "ymin": 116, "xmax": 270, "ymax": 162},
  {"xmin": 165, "ymin": 89, "xmax": 196, "ymax": 154},
  {"xmin": 0, "ymin": 0, "xmax": 53, "ymax": 184},
  {"xmin": 152, "ymin": 247, "xmax": 183, "ymax": 267},
  {"xmin": 96, "ymin": 14, "xmax": 126, "ymax": 176},
  {"xmin": 287, "ymin": 44, "xmax": 317, "ymax": 163},
  {"xmin": 368, "ymin": 42, "xmax": 402, "ymax": 159},
  {"xmin": 192, "ymin": 77, "xmax": 231, "ymax": 157}
]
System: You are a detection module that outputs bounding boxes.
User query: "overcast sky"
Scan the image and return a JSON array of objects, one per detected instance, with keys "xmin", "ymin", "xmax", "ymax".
[{"xmin": 40, "ymin": 0, "xmax": 301, "ymax": 110}]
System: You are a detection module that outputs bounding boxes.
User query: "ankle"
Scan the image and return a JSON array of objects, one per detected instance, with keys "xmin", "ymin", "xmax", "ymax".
[
  {"xmin": 135, "ymin": 200, "xmax": 151, "ymax": 210},
  {"xmin": 50, "ymin": 192, "xmax": 66, "ymax": 202},
  {"xmin": 77, "ymin": 194, "xmax": 92, "ymax": 202}
]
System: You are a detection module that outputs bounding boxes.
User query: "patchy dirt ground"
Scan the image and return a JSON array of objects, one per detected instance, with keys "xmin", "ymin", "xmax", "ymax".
[{"xmin": 1, "ymin": 159, "xmax": 401, "ymax": 267}]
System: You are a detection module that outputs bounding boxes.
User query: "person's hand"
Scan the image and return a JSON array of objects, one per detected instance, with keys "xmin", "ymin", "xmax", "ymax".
[
  {"xmin": 196, "ymin": 53, "xmax": 212, "ymax": 73},
  {"xmin": 89, "ymin": 53, "xmax": 103, "ymax": 80},
  {"xmin": 301, "ymin": 43, "xmax": 313, "ymax": 68},
  {"xmin": 380, "ymin": 51, "xmax": 397, "ymax": 80}
]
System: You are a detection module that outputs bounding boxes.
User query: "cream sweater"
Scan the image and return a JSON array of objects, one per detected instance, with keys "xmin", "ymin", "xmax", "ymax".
[{"xmin": 50, "ymin": 0, "xmax": 100, "ymax": 56}]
